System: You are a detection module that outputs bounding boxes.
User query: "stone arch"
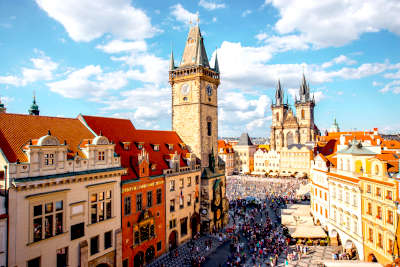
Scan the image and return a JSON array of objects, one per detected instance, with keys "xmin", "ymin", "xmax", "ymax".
[
  {"xmin": 134, "ymin": 251, "xmax": 144, "ymax": 267},
  {"xmin": 367, "ymin": 253, "xmax": 378, "ymax": 262},
  {"xmin": 344, "ymin": 239, "xmax": 359, "ymax": 260},
  {"xmin": 145, "ymin": 246, "xmax": 155, "ymax": 264}
]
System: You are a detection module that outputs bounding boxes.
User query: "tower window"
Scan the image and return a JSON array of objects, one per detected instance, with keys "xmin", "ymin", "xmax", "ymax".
[
  {"xmin": 301, "ymin": 110, "xmax": 305, "ymax": 120},
  {"xmin": 276, "ymin": 113, "xmax": 279, "ymax": 121},
  {"xmin": 207, "ymin": 121, "xmax": 212, "ymax": 136}
]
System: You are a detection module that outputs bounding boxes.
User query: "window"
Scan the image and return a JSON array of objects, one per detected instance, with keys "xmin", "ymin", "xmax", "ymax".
[
  {"xmin": 187, "ymin": 194, "xmax": 192, "ymax": 206},
  {"xmin": 346, "ymin": 216, "xmax": 350, "ymax": 229},
  {"xmin": 207, "ymin": 121, "xmax": 212, "ymax": 136},
  {"xmin": 104, "ymin": 231, "xmax": 112, "ymax": 249},
  {"xmin": 32, "ymin": 200, "xmax": 64, "ymax": 242},
  {"xmin": 353, "ymin": 196, "xmax": 357, "ymax": 207},
  {"xmin": 386, "ymin": 190, "xmax": 393, "ymax": 200},
  {"xmin": 301, "ymin": 109, "xmax": 305, "ymax": 120},
  {"xmin": 140, "ymin": 224, "xmax": 149, "ymax": 242},
  {"xmin": 180, "ymin": 217, "xmax": 188, "ymax": 237},
  {"xmin": 156, "ymin": 189, "xmax": 162, "ymax": 205},
  {"xmin": 378, "ymin": 233, "xmax": 383, "ymax": 248},
  {"xmin": 28, "ymin": 257, "xmax": 41, "ymax": 267},
  {"xmin": 353, "ymin": 220, "xmax": 358, "ymax": 234},
  {"xmin": 169, "ymin": 219, "xmax": 176, "ymax": 229},
  {"xmin": 71, "ymin": 222, "xmax": 85, "ymax": 240},
  {"xmin": 136, "ymin": 194, "xmax": 142, "ymax": 212},
  {"xmin": 367, "ymin": 202, "xmax": 372, "ymax": 215},
  {"xmin": 170, "ymin": 180, "xmax": 175, "ymax": 192},
  {"xmin": 134, "ymin": 231, "xmax": 140, "ymax": 245},
  {"xmin": 324, "ymin": 192, "xmax": 327, "ymax": 201},
  {"xmin": 180, "ymin": 195, "xmax": 184, "ymax": 209},
  {"xmin": 367, "ymin": 185, "xmax": 371, "ymax": 193},
  {"xmin": 137, "ymin": 143, "xmax": 143, "ymax": 150},
  {"xmin": 368, "ymin": 228, "xmax": 373, "ymax": 242},
  {"xmin": 345, "ymin": 191, "xmax": 350, "ymax": 204},
  {"xmin": 180, "ymin": 178, "xmax": 184, "ymax": 189},
  {"xmin": 389, "ymin": 239, "xmax": 394, "ymax": 253},
  {"xmin": 98, "ymin": 151, "xmax": 105, "ymax": 161},
  {"xmin": 90, "ymin": 190, "xmax": 112, "ymax": 224},
  {"xmin": 147, "ymin": 191, "xmax": 153, "ymax": 208},
  {"xmin": 157, "ymin": 241, "xmax": 162, "ymax": 251},
  {"xmin": 377, "ymin": 206, "xmax": 382, "ymax": 220},
  {"xmin": 195, "ymin": 176, "xmax": 199, "ymax": 184},
  {"xmin": 123, "ymin": 259, "xmax": 129, "ymax": 267},
  {"xmin": 188, "ymin": 177, "xmax": 191, "ymax": 187},
  {"xmin": 90, "ymin": 236, "xmax": 99, "ymax": 255},
  {"xmin": 44, "ymin": 153, "xmax": 54, "ymax": 166},
  {"xmin": 170, "ymin": 199, "xmax": 175, "ymax": 212},
  {"xmin": 388, "ymin": 210, "xmax": 394, "ymax": 224},
  {"xmin": 124, "ymin": 196, "xmax": 131, "ymax": 216},
  {"xmin": 376, "ymin": 187, "xmax": 381, "ymax": 197},
  {"xmin": 153, "ymin": 144, "xmax": 159, "ymax": 151}
]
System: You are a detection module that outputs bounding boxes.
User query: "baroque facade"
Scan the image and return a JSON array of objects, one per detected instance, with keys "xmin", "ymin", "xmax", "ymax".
[
  {"xmin": 0, "ymin": 113, "xmax": 125, "ymax": 267},
  {"xmin": 169, "ymin": 24, "xmax": 228, "ymax": 232}
]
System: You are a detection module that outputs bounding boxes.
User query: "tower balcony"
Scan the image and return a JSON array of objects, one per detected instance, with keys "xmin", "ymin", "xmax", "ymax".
[{"xmin": 169, "ymin": 65, "xmax": 220, "ymax": 83}]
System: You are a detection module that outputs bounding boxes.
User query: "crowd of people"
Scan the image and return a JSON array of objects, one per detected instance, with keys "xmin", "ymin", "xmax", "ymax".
[
  {"xmin": 226, "ymin": 175, "xmax": 308, "ymax": 202},
  {"xmin": 221, "ymin": 176, "xmax": 311, "ymax": 266}
]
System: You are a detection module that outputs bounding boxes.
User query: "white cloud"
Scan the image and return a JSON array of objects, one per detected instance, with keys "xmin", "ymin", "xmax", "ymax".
[
  {"xmin": 46, "ymin": 65, "xmax": 128, "ymax": 99},
  {"xmin": 0, "ymin": 50, "xmax": 58, "ymax": 86},
  {"xmin": 312, "ymin": 91, "xmax": 326, "ymax": 103},
  {"xmin": 242, "ymin": 10, "xmax": 252, "ymax": 17},
  {"xmin": 170, "ymin": 4, "xmax": 199, "ymax": 25},
  {"xmin": 255, "ymin": 32, "xmax": 268, "ymax": 42},
  {"xmin": 35, "ymin": 0, "xmax": 159, "ymax": 42},
  {"xmin": 96, "ymin": 40, "xmax": 147, "ymax": 54},
  {"xmin": 265, "ymin": 0, "xmax": 400, "ymax": 47},
  {"xmin": 102, "ymin": 85, "xmax": 171, "ymax": 130},
  {"xmin": 22, "ymin": 54, "xmax": 58, "ymax": 84},
  {"xmin": 379, "ymin": 80, "xmax": 400, "ymax": 94},
  {"xmin": 212, "ymin": 17, "xmax": 217, "ymax": 23},
  {"xmin": 0, "ymin": 75, "xmax": 21, "ymax": 86},
  {"xmin": 0, "ymin": 96, "xmax": 14, "ymax": 105},
  {"xmin": 322, "ymin": 55, "xmax": 357, "ymax": 68},
  {"xmin": 198, "ymin": 0, "xmax": 226, "ymax": 10}
]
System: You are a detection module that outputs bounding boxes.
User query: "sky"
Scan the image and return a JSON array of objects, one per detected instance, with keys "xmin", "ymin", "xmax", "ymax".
[{"xmin": 1, "ymin": 0, "xmax": 400, "ymax": 137}]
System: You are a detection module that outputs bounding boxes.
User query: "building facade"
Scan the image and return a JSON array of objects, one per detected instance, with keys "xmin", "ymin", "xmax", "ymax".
[
  {"xmin": 270, "ymin": 77, "xmax": 319, "ymax": 151},
  {"xmin": 0, "ymin": 189, "xmax": 6, "ymax": 267},
  {"xmin": 253, "ymin": 148, "xmax": 268, "ymax": 174},
  {"xmin": 80, "ymin": 115, "xmax": 202, "ymax": 266},
  {"xmin": 279, "ymin": 145, "xmax": 313, "ymax": 177},
  {"xmin": 233, "ymin": 133, "xmax": 257, "ymax": 174},
  {"xmin": 360, "ymin": 154, "xmax": 399, "ymax": 264},
  {"xmin": 169, "ymin": 24, "xmax": 228, "ymax": 232},
  {"xmin": 0, "ymin": 114, "xmax": 125, "ymax": 267},
  {"xmin": 217, "ymin": 140, "xmax": 235, "ymax": 175}
]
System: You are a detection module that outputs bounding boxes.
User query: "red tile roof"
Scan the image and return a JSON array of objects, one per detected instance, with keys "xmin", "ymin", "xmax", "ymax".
[
  {"xmin": 80, "ymin": 115, "xmax": 192, "ymax": 180},
  {"xmin": 218, "ymin": 140, "xmax": 234, "ymax": 154},
  {"xmin": 375, "ymin": 151, "xmax": 399, "ymax": 173},
  {"xmin": 0, "ymin": 113, "xmax": 94, "ymax": 163}
]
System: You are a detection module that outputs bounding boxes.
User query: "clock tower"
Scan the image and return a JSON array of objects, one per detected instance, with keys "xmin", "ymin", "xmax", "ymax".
[
  {"xmin": 169, "ymin": 25, "xmax": 220, "ymax": 169},
  {"xmin": 169, "ymin": 25, "xmax": 228, "ymax": 232}
]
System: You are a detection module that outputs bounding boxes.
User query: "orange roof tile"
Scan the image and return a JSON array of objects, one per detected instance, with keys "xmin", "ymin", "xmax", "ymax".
[
  {"xmin": 80, "ymin": 115, "xmax": 193, "ymax": 181},
  {"xmin": 0, "ymin": 113, "xmax": 94, "ymax": 163},
  {"xmin": 218, "ymin": 140, "xmax": 234, "ymax": 154}
]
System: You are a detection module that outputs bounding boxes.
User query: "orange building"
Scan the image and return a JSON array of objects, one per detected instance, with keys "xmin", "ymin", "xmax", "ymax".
[{"xmin": 79, "ymin": 115, "xmax": 199, "ymax": 267}]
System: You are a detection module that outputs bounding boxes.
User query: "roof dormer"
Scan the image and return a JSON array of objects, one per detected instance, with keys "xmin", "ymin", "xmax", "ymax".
[{"xmin": 37, "ymin": 131, "xmax": 61, "ymax": 146}]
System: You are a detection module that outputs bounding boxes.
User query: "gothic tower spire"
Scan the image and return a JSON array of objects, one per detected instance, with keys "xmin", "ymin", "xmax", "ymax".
[
  {"xmin": 213, "ymin": 48, "xmax": 220, "ymax": 73},
  {"xmin": 169, "ymin": 48, "xmax": 175, "ymax": 71},
  {"xmin": 0, "ymin": 96, "xmax": 6, "ymax": 114},
  {"xmin": 180, "ymin": 25, "xmax": 210, "ymax": 68},
  {"xmin": 275, "ymin": 79, "xmax": 283, "ymax": 106}
]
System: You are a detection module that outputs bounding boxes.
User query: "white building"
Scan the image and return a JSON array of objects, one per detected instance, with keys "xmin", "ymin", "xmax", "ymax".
[
  {"xmin": 310, "ymin": 154, "xmax": 331, "ymax": 230},
  {"xmin": 253, "ymin": 148, "xmax": 268, "ymax": 174},
  {"xmin": 327, "ymin": 141, "xmax": 379, "ymax": 260}
]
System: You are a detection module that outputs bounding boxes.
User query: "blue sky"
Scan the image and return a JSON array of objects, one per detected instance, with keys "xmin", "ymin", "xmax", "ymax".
[{"xmin": 1, "ymin": 0, "xmax": 400, "ymax": 137}]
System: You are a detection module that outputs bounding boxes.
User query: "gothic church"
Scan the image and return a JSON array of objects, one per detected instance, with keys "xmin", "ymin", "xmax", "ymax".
[{"xmin": 270, "ymin": 75, "xmax": 320, "ymax": 150}]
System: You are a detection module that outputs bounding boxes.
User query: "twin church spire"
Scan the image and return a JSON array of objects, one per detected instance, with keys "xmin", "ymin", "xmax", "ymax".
[
  {"xmin": 169, "ymin": 25, "xmax": 219, "ymax": 73},
  {"xmin": 274, "ymin": 74, "xmax": 314, "ymax": 106}
]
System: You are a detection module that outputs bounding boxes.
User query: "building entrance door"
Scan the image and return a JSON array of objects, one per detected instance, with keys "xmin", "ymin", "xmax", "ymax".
[{"xmin": 169, "ymin": 230, "xmax": 177, "ymax": 250}]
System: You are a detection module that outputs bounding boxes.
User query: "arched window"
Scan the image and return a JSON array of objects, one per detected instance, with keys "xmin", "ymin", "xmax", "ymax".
[
  {"xmin": 374, "ymin": 165, "xmax": 380, "ymax": 175},
  {"xmin": 207, "ymin": 116, "xmax": 212, "ymax": 136},
  {"xmin": 286, "ymin": 132, "xmax": 294, "ymax": 146},
  {"xmin": 301, "ymin": 109, "xmax": 305, "ymax": 119},
  {"xmin": 276, "ymin": 112, "xmax": 279, "ymax": 121}
]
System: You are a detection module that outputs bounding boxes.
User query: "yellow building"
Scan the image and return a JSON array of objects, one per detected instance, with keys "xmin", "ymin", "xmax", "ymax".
[{"xmin": 360, "ymin": 152, "xmax": 399, "ymax": 265}]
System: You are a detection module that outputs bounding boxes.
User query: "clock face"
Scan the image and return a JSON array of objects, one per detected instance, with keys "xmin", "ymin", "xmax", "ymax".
[
  {"xmin": 181, "ymin": 83, "xmax": 190, "ymax": 96},
  {"xmin": 206, "ymin": 84, "xmax": 212, "ymax": 96}
]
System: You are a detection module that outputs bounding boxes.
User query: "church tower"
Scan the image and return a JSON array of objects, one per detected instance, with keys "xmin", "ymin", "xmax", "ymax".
[
  {"xmin": 295, "ymin": 74, "xmax": 316, "ymax": 143},
  {"xmin": 270, "ymin": 80, "xmax": 288, "ymax": 150},
  {"xmin": 169, "ymin": 25, "xmax": 220, "ymax": 169},
  {"xmin": 29, "ymin": 94, "xmax": 40, "ymax": 116},
  {"xmin": 170, "ymin": 25, "xmax": 228, "ymax": 232}
]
